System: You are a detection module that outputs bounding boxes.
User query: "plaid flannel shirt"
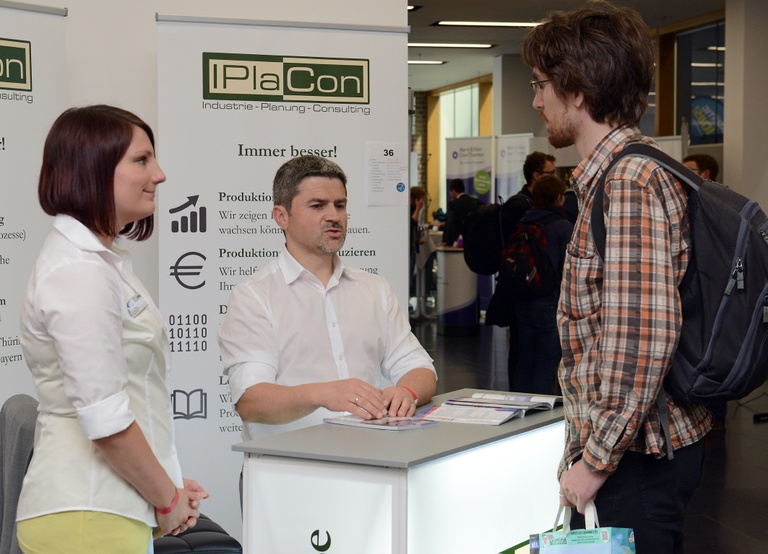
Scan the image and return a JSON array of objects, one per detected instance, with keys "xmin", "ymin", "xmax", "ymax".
[{"xmin": 557, "ymin": 126, "xmax": 712, "ymax": 478}]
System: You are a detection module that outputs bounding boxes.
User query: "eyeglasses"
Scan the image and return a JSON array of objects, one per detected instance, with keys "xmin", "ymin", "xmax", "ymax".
[
  {"xmin": 530, "ymin": 79, "xmax": 551, "ymax": 94},
  {"xmin": 539, "ymin": 169, "xmax": 557, "ymax": 175}
]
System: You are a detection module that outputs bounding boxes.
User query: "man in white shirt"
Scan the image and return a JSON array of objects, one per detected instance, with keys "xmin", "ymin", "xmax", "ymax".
[{"xmin": 218, "ymin": 155, "xmax": 437, "ymax": 442}]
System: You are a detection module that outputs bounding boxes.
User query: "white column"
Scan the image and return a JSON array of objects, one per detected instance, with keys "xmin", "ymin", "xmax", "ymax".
[{"xmin": 724, "ymin": 0, "xmax": 768, "ymax": 204}]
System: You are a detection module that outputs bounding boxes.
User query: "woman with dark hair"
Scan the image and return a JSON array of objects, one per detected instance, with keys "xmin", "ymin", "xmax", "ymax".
[{"xmin": 16, "ymin": 105, "xmax": 205, "ymax": 553}]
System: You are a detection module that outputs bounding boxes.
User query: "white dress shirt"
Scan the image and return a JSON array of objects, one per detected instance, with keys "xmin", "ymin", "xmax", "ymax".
[
  {"xmin": 218, "ymin": 247, "xmax": 435, "ymax": 441},
  {"xmin": 17, "ymin": 215, "xmax": 182, "ymax": 527}
]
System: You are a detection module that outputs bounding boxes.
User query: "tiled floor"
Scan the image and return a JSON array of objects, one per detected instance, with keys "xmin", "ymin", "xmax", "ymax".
[{"xmin": 411, "ymin": 319, "xmax": 768, "ymax": 553}]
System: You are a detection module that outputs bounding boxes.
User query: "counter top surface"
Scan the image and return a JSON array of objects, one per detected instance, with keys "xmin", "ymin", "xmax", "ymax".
[{"xmin": 233, "ymin": 388, "xmax": 564, "ymax": 468}]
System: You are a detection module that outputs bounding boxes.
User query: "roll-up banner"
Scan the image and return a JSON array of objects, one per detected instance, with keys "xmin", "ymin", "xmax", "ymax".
[
  {"xmin": 496, "ymin": 133, "xmax": 534, "ymax": 201},
  {"xmin": 157, "ymin": 17, "xmax": 409, "ymax": 539},
  {"xmin": 0, "ymin": 3, "xmax": 68, "ymax": 404},
  {"xmin": 443, "ymin": 136, "xmax": 493, "ymax": 313},
  {"xmin": 445, "ymin": 136, "xmax": 493, "ymax": 205}
]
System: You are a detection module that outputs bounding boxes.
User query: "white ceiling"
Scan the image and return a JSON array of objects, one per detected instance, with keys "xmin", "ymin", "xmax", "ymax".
[{"xmin": 407, "ymin": 0, "xmax": 725, "ymax": 91}]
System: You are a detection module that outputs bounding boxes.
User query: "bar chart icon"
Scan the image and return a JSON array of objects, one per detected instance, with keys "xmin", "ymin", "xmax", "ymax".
[{"xmin": 170, "ymin": 195, "xmax": 207, "ymax": 233}]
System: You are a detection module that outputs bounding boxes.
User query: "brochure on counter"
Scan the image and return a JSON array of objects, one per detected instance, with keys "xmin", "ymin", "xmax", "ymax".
[
  {"xmin": 323, "ymin": 415, "xmax": 439, "ymax": 431},
  {"xmin": 420, "ymin": 405, "xmax": 523, "ymax": 425},
  {"xmin": 444, "ymin": 392, "xmax": 563, "ymax": 412}
]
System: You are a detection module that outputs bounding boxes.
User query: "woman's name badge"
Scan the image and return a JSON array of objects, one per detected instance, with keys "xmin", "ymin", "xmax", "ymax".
[{"xmin": 127, "ymin": 294, "xmax": 149, "ymax": 318}]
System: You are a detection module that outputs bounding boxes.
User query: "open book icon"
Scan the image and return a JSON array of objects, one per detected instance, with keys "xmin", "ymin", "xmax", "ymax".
[{"xmin": 172, "ymin": 388, "xmax": 208, "ymax": 420}]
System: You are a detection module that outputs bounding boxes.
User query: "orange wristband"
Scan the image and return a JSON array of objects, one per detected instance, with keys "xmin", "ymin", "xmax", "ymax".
[
  {"xmin": 400, "ymin": 386, "xmax": 418, "ymax": 402},
  {"xmin": 155, "ymin": 489, "xmax": 179, "ymax": 514}
]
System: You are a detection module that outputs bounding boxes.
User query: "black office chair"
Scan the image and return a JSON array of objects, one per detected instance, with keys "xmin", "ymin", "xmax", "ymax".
[
  {"xmin": 0, "ymin": 394, "xmax": 38, "ymax": 554},
  {"xmin": 153, "ymin": 513, "xmax": 242, "ymax": 553}
]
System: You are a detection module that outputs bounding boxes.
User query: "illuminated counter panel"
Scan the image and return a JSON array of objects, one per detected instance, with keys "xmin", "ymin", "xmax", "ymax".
[{"xmin": 234, "ymin": 389, "xmax": 564, "ymax": 553}]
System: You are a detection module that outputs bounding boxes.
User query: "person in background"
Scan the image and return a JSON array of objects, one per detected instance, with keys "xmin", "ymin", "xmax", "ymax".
[
  {"xmin": 441, "ymin": 178, "xmax": 483, "ymax": 246},
  {"xmin": 521, "ymin": 152, "xmax": 557, "ymax": 198},
  {"xmin": 523, "ymin": 2, "xmax": 711, "ymax": 552},
  {"xmin": 493, "ymin": 151, "xmax": 558, "ymax": 391},
  {"xmin": 683, "ymin": 153, "xmax": 719, "ymax": 181},
  {"xmin": 683, "ymin": 153, "xmax": 726, "ymax": 430},
  {"xmin": 218, "ymin": 155, "xmax": 437, "ymax": 447},
  {"xmin": 409, "ymin": 187, "xmax": 427, "ymax": 298},
  {"xmin": 16, "ymin": 105, "xmax": 206, "ymax": 554},
  {"xmin": 501, "ymin": 152, "xmax": 557, "ymax": 237},
  {"xmin": 511, "ymin": 175, "xmax": 573, "ymax": 395}
]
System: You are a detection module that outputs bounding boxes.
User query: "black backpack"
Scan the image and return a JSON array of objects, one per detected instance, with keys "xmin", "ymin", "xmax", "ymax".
[
  {"xmin": 462, "ymin": 193, "xmax": 532, "ymax": 275},
  {"xmin": 592, "ymin": 143, "xmax": 768, "ymax": 407},
  {"xmin": 498, "ymin": 214, "xmax": 564, "ymax": 300},
  {"xmin": 462, "ymin": 201, "xmax": 505, "ymax": 275}
]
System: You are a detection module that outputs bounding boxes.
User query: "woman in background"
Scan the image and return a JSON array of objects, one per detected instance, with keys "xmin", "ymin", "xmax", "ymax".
[
  {"xmin": 511, "ymin": 175, "xmax": 573, "ymax": 395},
  {"xmin": 16, "ymin": 105, "xmax": 205, "ymax": 553}
]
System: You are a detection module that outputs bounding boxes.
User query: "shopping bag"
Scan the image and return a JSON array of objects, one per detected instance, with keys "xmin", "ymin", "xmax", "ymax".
[{"xmin": 530, "ymin": 501, "xmax": 636, "ymax": 553}]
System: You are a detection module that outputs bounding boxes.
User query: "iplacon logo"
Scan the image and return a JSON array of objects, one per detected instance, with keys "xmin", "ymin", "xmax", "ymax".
[
  {"xmin": 202, "ymin": 53, "xmax": 369, "ymax": 104},
  {"xmin": 0, "ymin": 38, "xmax": 32, "ymax": 91}
]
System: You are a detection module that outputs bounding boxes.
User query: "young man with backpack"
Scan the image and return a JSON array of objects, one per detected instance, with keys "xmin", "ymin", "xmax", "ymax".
[
  {"xmin": 522, "ymin": 2, "xmax": 711, "ymax": 552},
  {"xmin": 506, "ymin": 175, "xmax": 572, "ymax": 395}
]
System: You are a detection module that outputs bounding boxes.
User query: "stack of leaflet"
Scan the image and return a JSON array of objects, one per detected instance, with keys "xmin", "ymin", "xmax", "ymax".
[
  {"xmin": 443, "ymin": 392, "xmax": 563, "ymax": 412},
  {"xmin": 421, "ymin": 392, "xmax": 562, "ymax": 426}
]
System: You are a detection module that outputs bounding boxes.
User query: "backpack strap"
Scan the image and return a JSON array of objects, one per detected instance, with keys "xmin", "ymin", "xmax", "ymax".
[
  {"xmin": 591, "ymin": 143, "xmax": 703, "ymax": 260},
  {"xmin": 589, "ymin": 142, "xmax": 703, "ymax": 459},
  {"xmin": 655, "ymin": 389, "xmax": 674, "ymax": 460}
]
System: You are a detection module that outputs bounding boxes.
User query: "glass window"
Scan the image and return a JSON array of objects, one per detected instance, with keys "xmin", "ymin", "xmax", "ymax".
[{"xmin": 676, "ymin": 21, "xmax": 725, "ymax": 144}]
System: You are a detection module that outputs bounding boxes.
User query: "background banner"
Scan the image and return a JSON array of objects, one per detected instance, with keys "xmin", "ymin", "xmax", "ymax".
[
  {"xmin": 445, "ymin": 136, "xmax": 493, "ymax": 205},
  {"xmin": 157, "ymin": 18, "xmax": 409, "ymax": 539},
  {"xmin": 0, "ymin": 5, "xmax": 68, "ymax": 404},
  {"xmin": 496, "ymin": 133, "xmax": 534, "ymax": 201}
]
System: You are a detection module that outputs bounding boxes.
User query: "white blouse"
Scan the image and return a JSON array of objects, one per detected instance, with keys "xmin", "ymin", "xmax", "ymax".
[{"xmin": 17, "ymin": 215, "xmax": 182, "ymax": 526}]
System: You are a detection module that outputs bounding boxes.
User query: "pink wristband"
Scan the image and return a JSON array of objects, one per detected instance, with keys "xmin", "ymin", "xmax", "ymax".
[
  {"xmin": 400, "ymin": 386, "xmax": 418, "ymax": 402},
  {"xmin": 155, "ymin": 489, "xmax": 179, "ymax": 515}
]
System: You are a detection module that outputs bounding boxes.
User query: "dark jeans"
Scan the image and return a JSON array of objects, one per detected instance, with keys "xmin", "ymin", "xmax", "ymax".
[
  {"xmin": 511, "ymin": 295, "xmax": 560, "ymax": 394},
  {"xmin": 570, "ymin": 439, "xmax": 705, "ymax": 554}
]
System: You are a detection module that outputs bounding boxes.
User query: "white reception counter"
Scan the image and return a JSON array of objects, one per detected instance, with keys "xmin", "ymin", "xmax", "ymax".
[{"xmin": 233, "ymin": 388, "xmax": 565, "ymax": 553}]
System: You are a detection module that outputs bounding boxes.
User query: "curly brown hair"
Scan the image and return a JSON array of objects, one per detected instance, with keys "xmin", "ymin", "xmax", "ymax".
[{"xmin": 522, "ymin": 0, "xmax": 654, "ymax": 128}]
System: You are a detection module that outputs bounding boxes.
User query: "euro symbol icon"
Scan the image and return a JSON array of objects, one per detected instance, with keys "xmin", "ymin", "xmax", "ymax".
[
  {"xmin": 310, "ymin": 530, "xmax": 332, "ymax": 552},
  {"xmin": 170, "ymin": 251, "xmax": 206, "ymax": 290}
]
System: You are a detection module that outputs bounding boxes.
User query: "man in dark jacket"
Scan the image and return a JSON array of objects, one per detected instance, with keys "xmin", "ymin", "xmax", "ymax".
[{"xmin": 441, "ymin": 179, "xmax": 482, "ymax": 246}]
